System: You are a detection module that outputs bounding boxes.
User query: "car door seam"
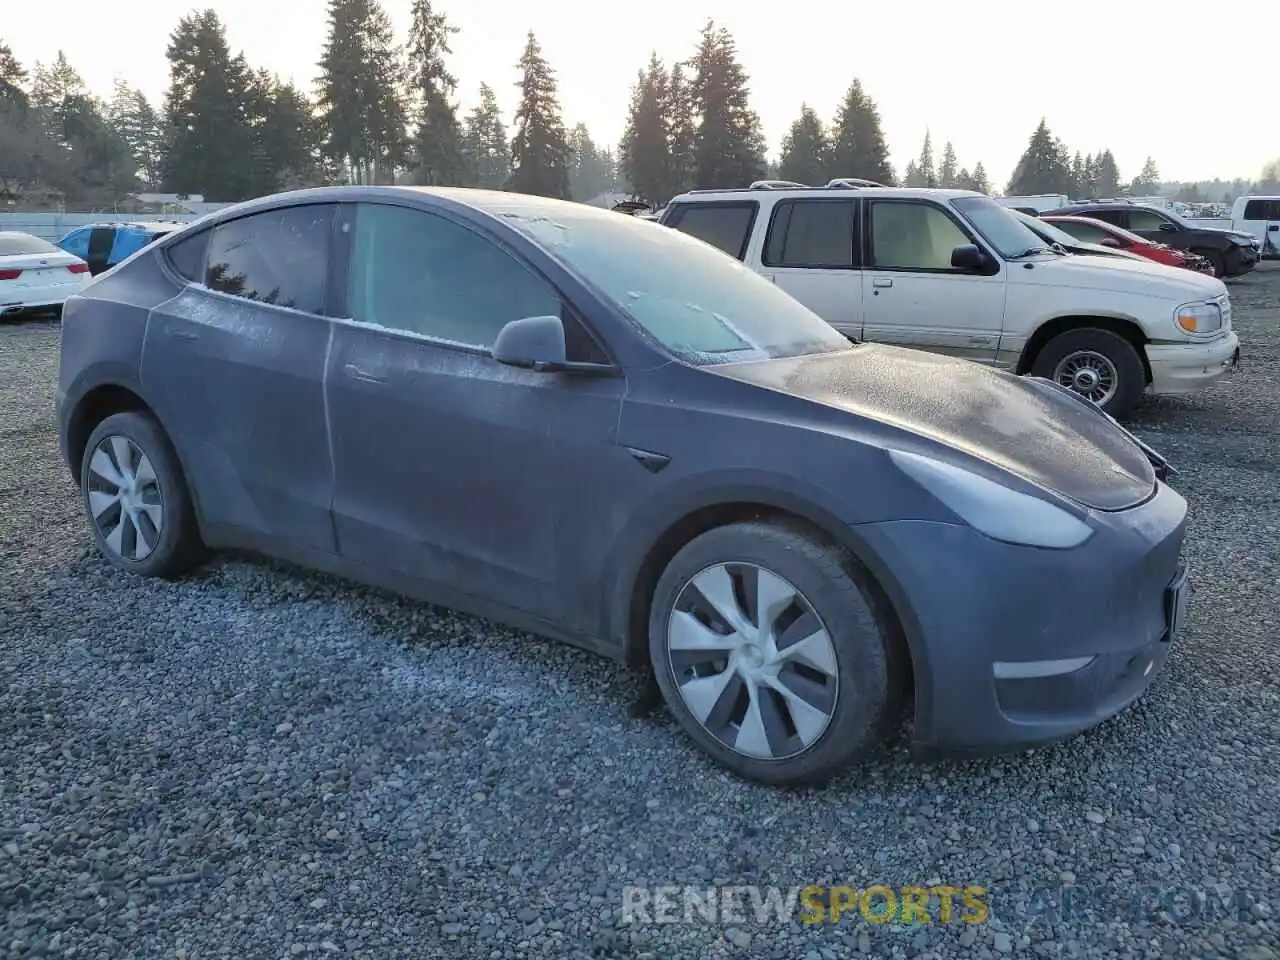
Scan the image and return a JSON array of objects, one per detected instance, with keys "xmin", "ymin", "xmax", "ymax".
[{"xmin": 322, "ymin": 319, "xmax": 341, "ymax": 554}]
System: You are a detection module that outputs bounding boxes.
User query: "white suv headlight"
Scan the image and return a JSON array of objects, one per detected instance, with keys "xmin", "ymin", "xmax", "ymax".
[
  {"xmin": 1174, "ymin": 301, "xmax": 1223, "ymax": 335},
  {"xmin": 889, "ymin": 450, "xmax": 1094, "ymax": 550}
]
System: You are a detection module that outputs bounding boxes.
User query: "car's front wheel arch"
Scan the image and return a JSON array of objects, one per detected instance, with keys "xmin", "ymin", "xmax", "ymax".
[{"xmin": 616, "ymin": 498, "xmax": 920, "ymax": 713}]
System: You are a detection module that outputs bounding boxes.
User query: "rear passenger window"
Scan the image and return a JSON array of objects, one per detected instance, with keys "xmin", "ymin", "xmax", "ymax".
[
  {"xmin": 165, "ymin": 230, "xmax": 209, "ymax": 282},
  {"xmin": 665, "ymin": 203, "xmax": 757, "ymax": 260},
  {"xmin": 1243, "ymin": 199, "xmax": 1280, "ymax": 220},
  {"xmin": 763, "ymin": 200, "xmax": 858, "ymax": 268},
  {"xmin": 205, "ymin": 205, "xmax": 333, "ymax": 314}
]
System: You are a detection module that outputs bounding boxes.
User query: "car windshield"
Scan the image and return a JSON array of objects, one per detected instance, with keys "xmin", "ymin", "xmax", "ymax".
[
  {"xmin": 951, "ymin": 197, "xmax": 1052, "ymax": 258},
  {"xmin": 1012, "ymin": 211, "xmax": 1080, "ymax": 248},
  {"xmin": 0, "ymin": 232, "xmax": 60, "ymax": 256},
  {"xmin": 496, "ymin": 204, "xmax": 852, "ymax": 365}
]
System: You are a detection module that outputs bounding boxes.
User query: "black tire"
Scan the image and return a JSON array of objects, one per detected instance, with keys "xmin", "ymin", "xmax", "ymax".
[
  {"xmin": 80, "ymin": 411, "xmax": 205, "ymax": 579},
  {"xmin": 1030, "ymin": 327, "xmax": 1145, "ymax": 419},
  {"xmin": 647, "ymin": 520, "xmax": 905, "ymax": 786},
  {"xmin": 1192, "ymin": 248, "xmax": 1225, "ymax": 278}
]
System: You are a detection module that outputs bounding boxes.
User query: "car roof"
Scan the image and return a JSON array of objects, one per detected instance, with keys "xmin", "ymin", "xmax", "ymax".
[
  {"xmin": 668, "ymin": 186, "xmax": 985, "ymax": 203},
  {"xmin": 174, "ymin": 185, "xmax": 618, "ymax": 234}
]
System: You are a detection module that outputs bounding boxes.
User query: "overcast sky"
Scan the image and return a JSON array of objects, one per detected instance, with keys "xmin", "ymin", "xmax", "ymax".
[{"xmin": 7, "ymin": 1, "xmax": 1277, "ymax": 188}]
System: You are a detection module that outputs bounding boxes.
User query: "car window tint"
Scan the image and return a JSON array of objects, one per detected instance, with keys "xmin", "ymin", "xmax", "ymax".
[
  {"xmin": 763, "ymin": 200, "xmax": 857, "ymax": 268},
  {"xmin": 348, "ymin": 203, "xmax": 560, "ymax": 348},
  {"xmin": 1242, "ymin": 199, "xmax": 1280, "ymax": 221},
  {"xmin": 666, "ymin": 203, "xmax": 756, "ymax": 259},
  {"xmin": 1052, "ymin": 220, "xmax": 1112, "ymax": 244},
  {"xmin": 1126, "ymin": 209, "xmax": 1168, "ymax": 231},
  {"xmin": 868, "ymin": 201, "xmax": 969, "ymax": 270},
  {"xmin": 205, "ymin": 205, "xmax": 333, "ymax": 313},
  {"xmin": 1085, "ymin": 209, "xmax": 1125, "ymax": 227},
  {"xmin": 166, "ymin": 229, "xmax": 210, "ymax": 282}
]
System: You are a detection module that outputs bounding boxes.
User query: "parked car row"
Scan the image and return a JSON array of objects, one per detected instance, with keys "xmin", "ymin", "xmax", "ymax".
[
  {"xmin": 657, "ymin": 183, "xmax": 1240, "ymax": 418},
  {"xmin": 0, "ymin": 221, "xmax": 182, "ymax": 319},
  {"xmin": 1031, "ymin": 213, "xmax": 1216, "ymax": 275},
  {"xmin": 57, "ymin": 185, "xmax": 1194, "ymax": 785}
]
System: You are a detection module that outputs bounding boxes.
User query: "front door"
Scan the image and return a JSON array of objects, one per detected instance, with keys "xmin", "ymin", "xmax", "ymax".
[
  {"xmin": 860, "ymin": 199, "xmax": 1006, "ymax": 363},
  {"xmin": 140, "ymin": 204, "xmax": 339, "ymax": 552},
  {"xmin": 760, "ymin": 197, "xmax": 863, "ymax": 339},
  {"xmin": 324, "ymin": 201, "xmax": 630, "ymax": 625}
]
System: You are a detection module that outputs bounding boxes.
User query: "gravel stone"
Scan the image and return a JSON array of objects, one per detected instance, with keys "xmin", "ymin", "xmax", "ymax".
[{"xmin": 2, "ymin": 266, "xmax": 1278, "ymax": 959}]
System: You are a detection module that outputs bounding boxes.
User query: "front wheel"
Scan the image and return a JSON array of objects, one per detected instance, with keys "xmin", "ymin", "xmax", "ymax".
[
  {"xmin": 647, "ymin": 520, "xmax": 904, "ymax": 786},
  {"xmin": 1031, "ymin": 327, "xmax": 1145, "ymax": 419}
]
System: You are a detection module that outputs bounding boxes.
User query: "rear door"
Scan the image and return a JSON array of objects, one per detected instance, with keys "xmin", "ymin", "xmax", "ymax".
[
  {"xmin": 860, "ymin": 199, "xmax": 1005, "ymax": 362},
  {"xmin": 141, "ymin": 204, "xmax": 339, "ymax": 552},
  {"xmin": 759, "ymin": 197, "xmax": 862, "ymax": 338},
  {"xmin": 1242, "ymin": 199, "xmax": 1280, "ymax": 254}
]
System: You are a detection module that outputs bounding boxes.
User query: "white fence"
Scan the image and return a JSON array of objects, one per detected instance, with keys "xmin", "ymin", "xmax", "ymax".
[{"xmin": 0, "ymin": 213, "xmax": 201, "ymax": 243}]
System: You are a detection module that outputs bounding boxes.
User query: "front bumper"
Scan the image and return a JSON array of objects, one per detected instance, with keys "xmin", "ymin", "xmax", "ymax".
[
  {"xmin": 1225, "ymin": 244, "xmax": 1259, "ymax": 276},
  {"xmin": 1145, "ymin": 331, "xmax": 1240, "ymax": 395},
  {"xmin": 856, "ymin": 479, "xmax": 1188, "ymax": 755}
]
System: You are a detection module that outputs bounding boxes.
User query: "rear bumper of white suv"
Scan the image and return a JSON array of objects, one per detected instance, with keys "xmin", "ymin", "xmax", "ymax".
[{"xmin": 1145, "ymin": 332, "xmax": 1240, "ymax": 395}]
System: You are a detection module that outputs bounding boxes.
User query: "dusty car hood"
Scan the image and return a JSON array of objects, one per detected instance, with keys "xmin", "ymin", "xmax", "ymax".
[
  {"xmin": 714, "ymin": 345, "xmax": 1156, "ymax": 511},
  {"xmin": 1011, "ymin": 252, "xmax": 1226, "ymax": 299}
]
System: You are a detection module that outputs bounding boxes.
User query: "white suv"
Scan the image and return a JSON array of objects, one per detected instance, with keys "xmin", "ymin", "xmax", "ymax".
[{"xmin": 659, "ymin": 184, "xmax": 1241, "ymax": 418}]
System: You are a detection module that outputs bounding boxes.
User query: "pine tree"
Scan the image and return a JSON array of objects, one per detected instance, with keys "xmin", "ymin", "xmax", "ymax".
[
  {"xmin": 938, "ymin": 140, "xmax": 958, "ymax": 188},
  {"xmin": 971, "ymin": 161, "xmax": 990, "ymax": 195},
  {"xmin": 107, "ymin": 81, "xmax": 163, "ymax": 188},
  {"xmin": 1130, "ymin": 156, "xmax": 1160, "ymax": 194},
  {"xmin": 916, "ymin": 131, "xmax": 937, "ymax": 188},
  {"xmin": 666, "ymin": 62, "xmax": 696, "ymax": 197},
  {"xmin": 567, "ymin": 123, "xmax": 613, "ymax": 201},
  {"xmin": 30, "ymin": 51, "xmax": 86, "ymax": 147},
  {"xmin": 0, "ymin": 40, "xmax": 26, "ymax": 110},
  {"xmin": 162, "ymin": 10, "xmax": 257, "ymax": 200},
  {"xmin": 1094, "ymin": 149, "xmax": 1121, "ymax": 196},
  {"xmin": 619, "ymin": 54, "xmax": 671, "ymax": 205},
  {"xmin": 461, "ymin": 83, "xmax": 509, "ymax": 189},
  {"xmin": 687, "ymin": 21, "xmax": 765, "ymax": 189},
  {"xmin": 508, "ymin": 31, "xmax": 570, "ymax": 198},
  {"xmin": 903, "ymin": 159, "xmax": 920, "ymax": 187},
  {"xmin": 1069, "ymin": 151, "xmax": 1086, "ymax": 199},
  {"xmin": 828, "ymin": 79, "xmax": 893, "ymax": 184},
  {"xmin": 777, "ymin": 105, "xmax": 829, "ymax": 186},
  {"xmin": 406, "ymin": 0, "xmax": 465, "ymax": 186},
  {"xmin": 250, "ymin": 78, "xmax": 324, "ymax": 191},
  {"xmin": 317, "ymin": 0, "xmax": 408, "ymax": 184},
  {"xmin": 1005, "ymin": 119, "xmax": 1071, "ymax": 195}
]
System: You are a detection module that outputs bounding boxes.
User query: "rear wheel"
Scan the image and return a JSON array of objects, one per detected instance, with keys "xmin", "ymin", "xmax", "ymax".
[
  {"xmin": 647, "ymin": 520, "xmax": 903, "ymax": 786},
  {"xmin": 80, "ymin": 411, "xmax": 205, "ymax": 578},
  {"xmin": 1031, "ymin": 327, "xmax": 1145, "ymax": 419}
]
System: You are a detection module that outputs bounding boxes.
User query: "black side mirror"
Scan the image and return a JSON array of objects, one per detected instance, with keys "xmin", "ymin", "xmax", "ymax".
[
  {"xmin": 1099, "ymin": 237, "xmax": 1122, "ymax": 248},
  {"xmin": 1158, "ymin": 222, "xmax": 1178, "ymax": 232},
  {"xmin": 950, "ymin": 244, "xmax": 988, "ymax": 271},
  {"xmin": 492, "ymin": 314, "xmax": 614, "ymax": 375}
]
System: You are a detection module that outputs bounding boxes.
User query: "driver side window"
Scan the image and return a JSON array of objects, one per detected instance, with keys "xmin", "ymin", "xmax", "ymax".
[
  {"xmin": 867, "ymin": 201, "xmax": 971, "ymax": 271},
  {"xmin": 347, "ymin": 203, "xmax": 561, "ymax": 348},
  {"xmin": 1125, "ymin": 209, "xmax": 1171, "ymax": 232}
]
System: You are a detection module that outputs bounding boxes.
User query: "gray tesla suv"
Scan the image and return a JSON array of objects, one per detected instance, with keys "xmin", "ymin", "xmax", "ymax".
[{"xmin": 56, "ymin": 186, "xmax": 1190, "ymax": 785}]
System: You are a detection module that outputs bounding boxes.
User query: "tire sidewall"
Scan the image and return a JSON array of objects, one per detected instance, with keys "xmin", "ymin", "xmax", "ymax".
[
  {"xmin": 647, "ymin": 522, "xmax": 894, "ymax": 784},
  {"xmin": 80, "ymin": 411, "xmax": 194, "ymax": 577},
  {"xmin": 1032, "ymin": 328, "xmax": 1145, "ymax": 418}
]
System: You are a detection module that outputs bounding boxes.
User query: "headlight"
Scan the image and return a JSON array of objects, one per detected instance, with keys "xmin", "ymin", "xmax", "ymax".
[
  {"xmin": 1174, "ymin": 301, "xmax": 1222, "ymax": 335},
  {"xmin": 889, "ymin": 450, "xmax": 1094, "ymax": 550}
]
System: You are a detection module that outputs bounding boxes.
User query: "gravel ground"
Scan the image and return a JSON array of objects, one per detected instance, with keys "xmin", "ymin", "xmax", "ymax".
[{"xmin": 2, "ymin": 269, "xmax": 1278, "ymax": 960}]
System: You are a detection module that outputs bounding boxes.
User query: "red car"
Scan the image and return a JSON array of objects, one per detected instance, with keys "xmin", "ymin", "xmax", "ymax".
[{"xmin": 1041, "ymin": 215, "xmax": 1215, "ymax": 275}]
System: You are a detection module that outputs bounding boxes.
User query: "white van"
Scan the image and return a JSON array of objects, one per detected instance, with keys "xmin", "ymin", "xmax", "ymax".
[{"xmin": 659, "ymin": 185, "xmax": 1240, "ymax": 418}]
